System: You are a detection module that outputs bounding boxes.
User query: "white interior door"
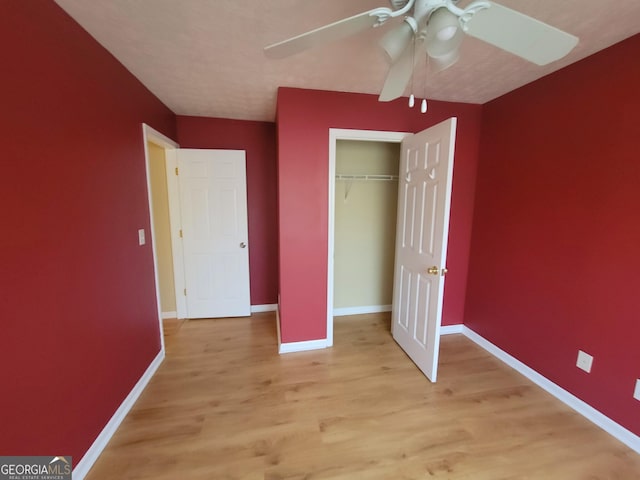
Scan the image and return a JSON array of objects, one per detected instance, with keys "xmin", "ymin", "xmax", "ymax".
[
  {"xmin": 391, "ymin": 118, "xmax": 457, "ymax": 382},
  {"xmin": 177, "ymin": 149, "xmax": 250, "ymax": 319}
]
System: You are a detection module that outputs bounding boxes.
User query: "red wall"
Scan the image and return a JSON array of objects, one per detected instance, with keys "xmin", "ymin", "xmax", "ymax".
[
  {"xmin": 176, "ymin": 116, "xmax": 278, "ymax": 306},
  {"xmin": 1, "ymin": 1, "xmax": 176, "ymax": 462},
  {"xmin": 465, "ymin": 34, "xmax": 640, "ymax": 435},
  {"xmin": 276, "ymin": 88, "xmax": 483, "ymax": 343}
]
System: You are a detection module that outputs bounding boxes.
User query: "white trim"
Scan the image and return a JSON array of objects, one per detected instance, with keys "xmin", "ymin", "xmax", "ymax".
[
  {"xmin": 142, "ymin": 124, "xmax": 177, "ymax": 149},
  {"xmin": 440, "ymin": 324, "xmax": 464, "ymax": 335},
  {"xmin": 161, "ymin": 311, "xmax": 178, "ymax": 320},
  {"xmin": 333, "ymin": 305, "xmax": 392, "ymax": 316},
  {"xmin": 276, "ymin": 298, "xmax": 282, "ymax": 351},
  {"xmin": 328, "ymin": 129, "xmax": 411, "ymax": 349},
  {"xmin": 142, "ymin": 124, "xmax": 178, "ymax": 352},
  {"xmin": 462, "ymin": 326, "xmax": 640, "ymax": 454},
  {"xmin": 72, "ymin": 350, "xmax": 164, "ymax": 480},
  {"xmin": 251, "ymin": 304, "xmax": 278, "ymax": 313},
  {"xmin": 163, "ymin": 148, "xmax": 187, "ymax": 319},
  {"xmin": 279, "ymin": 339, "xmax": 329, "ymax": 354}
]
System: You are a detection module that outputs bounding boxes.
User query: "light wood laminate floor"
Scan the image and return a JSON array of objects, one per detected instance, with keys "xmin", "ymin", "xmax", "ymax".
[{"xmin": 86, "ymin": 313, "xmax": 640, "ymax": 479}]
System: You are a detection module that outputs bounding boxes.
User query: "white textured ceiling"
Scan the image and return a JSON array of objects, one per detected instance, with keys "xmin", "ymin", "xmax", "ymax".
[{"xmin": 54, "ymin": 0, "xmax": 640, "ymax": 122}]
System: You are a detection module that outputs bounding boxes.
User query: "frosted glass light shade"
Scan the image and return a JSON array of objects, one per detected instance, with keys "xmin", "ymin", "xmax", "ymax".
[
  {"xmin": 426, "ymin": 8, "xmax": 463, "ymax": 59},
  {"xmin": 431, "ymin": 48, "xmax": 461, "ymax": 72},
  {"xmin": 437, "ymin": 25, "xmax": 458, "ymax": 41}
]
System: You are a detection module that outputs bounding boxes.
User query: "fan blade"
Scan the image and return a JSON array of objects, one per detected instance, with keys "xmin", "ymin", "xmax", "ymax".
[
  {"xmin": 378, "ymin": 40, "xmax": 415, "ymax": 102},
  {"xmin": 264, "ymin": 9, "xmax": 390, "ymax": 59},
  {"xmin": 463, "ymin": 2, "xmax": 578, "ymax": 65}
]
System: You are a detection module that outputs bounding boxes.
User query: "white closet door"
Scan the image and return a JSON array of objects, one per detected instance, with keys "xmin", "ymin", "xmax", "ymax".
[{"xmin": 391, "ymin": 118, "xmax": 457, "ymax": 382}]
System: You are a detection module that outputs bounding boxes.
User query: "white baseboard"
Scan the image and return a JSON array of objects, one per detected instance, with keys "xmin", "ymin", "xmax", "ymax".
[
  {"xmin": 276, "ymin": 302, "xmax": 281, "ymax": 348},
  {"xmin": 440, "ymin": 324, "xmax": 464, "ymax": 335},
  {"xmin": 279, "ymin": 339, "xmax": 328, "ymax": 354},
  {"xmin": 462, "ymin": 326, "xmax": 640, "ymax": 455},
  {"xmin": 165, "ymin": 305, "xmax": 277, "ymax": 318},
  {"xmin": 251, "ymin": 304, "xmax": 278, "ymax": 313},
  {"xmin": 72, "ymin": 350, "xmax": 165, "ymax": 479},
  {"xmin": 333, "ymin": 304, "xmax": 392, "ymax": 316}
]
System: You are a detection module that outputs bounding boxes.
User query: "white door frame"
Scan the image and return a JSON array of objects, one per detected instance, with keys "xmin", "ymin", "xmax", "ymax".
[
  {"xmin": 142, "ymin": 124, "xmax": 188, "ymax": 327},
  {"xmin": 327, "ymin": 128, "xmax": 410, "ymax": 347}
]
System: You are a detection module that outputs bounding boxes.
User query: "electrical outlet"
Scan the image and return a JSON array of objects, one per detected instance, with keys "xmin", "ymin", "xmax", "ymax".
[
  {"xmin": 634, "ymin": 379, "xmax": 640, "ymax": 401},
  {"xmin": 138, "ymin": 228, "xmax": 146, "ymax": 246},
  {"xmin": 576, "ymin": 350, "xmax": 593, "ymax": 373}
]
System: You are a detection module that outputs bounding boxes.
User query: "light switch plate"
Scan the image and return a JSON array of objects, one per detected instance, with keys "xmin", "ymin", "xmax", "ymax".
[
  {"xmin": 576, "ymin": 350, "xmax": 593, "ymax": 373},
  {"xmin": 138, "ymin": 228, "xmax": 146, "ymax": 246},
  {"xmin": 634, "ymin": 379, "xmax": 640, "ymax": 401}
]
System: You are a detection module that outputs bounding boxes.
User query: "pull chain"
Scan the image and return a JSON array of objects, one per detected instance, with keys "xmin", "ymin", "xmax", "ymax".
[
  {"xmin": 409, "ymin": 33, "xmax": 416, "ymax": 108},
  {"xmin": 421, "ymin": 50, "xmax": 429, "ymax": 114}
]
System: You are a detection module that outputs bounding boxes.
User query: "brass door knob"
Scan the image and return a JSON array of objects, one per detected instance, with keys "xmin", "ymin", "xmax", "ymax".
[{"xmin": 427, "ymin": 266, "xmax": 439, "ymax": 275}]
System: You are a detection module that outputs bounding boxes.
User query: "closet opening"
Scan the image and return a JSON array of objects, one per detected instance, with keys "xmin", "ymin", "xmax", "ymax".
[{"xmin": 327, "ymin": 129, "xmax": 409, "ymax": 347}]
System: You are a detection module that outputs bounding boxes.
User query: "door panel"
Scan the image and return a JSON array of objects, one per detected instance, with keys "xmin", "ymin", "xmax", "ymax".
[
  {"xmin": 392, "ymin": 118, "xmax": 457, "ymax": 382},
  {"xmin": 177, "ymin": 149, "xmax": 250, "ymax": 319}
]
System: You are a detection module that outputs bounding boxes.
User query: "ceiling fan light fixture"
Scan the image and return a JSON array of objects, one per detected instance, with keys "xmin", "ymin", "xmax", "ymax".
[
  {"xmin": 263, "ymin": 0, "xmax": 580, "ymax": 106},
  {"xmin": 426, "ymin": 32, "xmax": 463, "ymax": 60},
  {"xmin": 426, "ymin": 8, "xmax": 464, "ymax": 60},
  {"xmin": 436, "ymin": 25, "xmax": 458, "ymax": 42},
  {"xmin": 380, "ymin": 16, "xmax": 417, "ymax": 63},
  {"xmin": 431, "ymin": 49, "xmax": 461, "ymax": 72},
  {"xmin": 427, "ymin": 7, "xmax": 463, "ymax": 47}
]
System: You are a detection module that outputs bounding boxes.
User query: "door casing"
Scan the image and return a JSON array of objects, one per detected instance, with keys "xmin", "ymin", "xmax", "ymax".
[
  {"xmin": 142, "ymin": 123, "xmax": 182, "ymax": 345},
  {"xmin": 143, "ymin": 126, "xmax": 252, "ymax": 322},
  {"xmin": 143, "ymin": 124, "xmax": 188, "ymax": 320}
]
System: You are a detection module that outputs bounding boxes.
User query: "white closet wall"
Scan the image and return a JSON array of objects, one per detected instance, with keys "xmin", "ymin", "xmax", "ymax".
[{"xmin": 334, "ymin": 140, "xmax": 400, "ymax": 314}]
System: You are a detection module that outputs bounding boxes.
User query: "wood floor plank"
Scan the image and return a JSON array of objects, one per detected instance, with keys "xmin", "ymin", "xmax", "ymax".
[{"xmin": 85, "ymin": 312, "xmax": 640, "ymax": 479}]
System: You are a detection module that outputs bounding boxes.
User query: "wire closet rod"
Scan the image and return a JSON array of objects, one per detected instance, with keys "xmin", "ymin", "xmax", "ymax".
[{"xmin": 335, "ymin": 174, "xmax": 399, "ymax": 181}]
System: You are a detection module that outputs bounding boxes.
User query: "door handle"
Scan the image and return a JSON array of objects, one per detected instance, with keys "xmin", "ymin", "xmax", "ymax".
[
  {"xmin": 427, "ymin": 266, "xmax": 448, "ymax": 276},
  {"xmin": 240, "ymin": 242, "xmax": 247, "ymax": 248}
]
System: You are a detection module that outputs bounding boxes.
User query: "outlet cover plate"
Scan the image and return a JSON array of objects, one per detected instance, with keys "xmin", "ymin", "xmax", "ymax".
[
  {"xmin": 576, "ymin": 350, "xmax": 593, "ymax": 373},
  {"xmin": 138, "ymin": 228, "xmax": 146, "ymax": 246},
  {"xmin": 634, "ymin": 379, "xmax": 640, "ymax": 401}
]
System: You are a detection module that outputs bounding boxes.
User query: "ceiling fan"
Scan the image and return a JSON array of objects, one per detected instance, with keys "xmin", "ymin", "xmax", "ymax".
[{"xmin": 264, "ymin": 0, "xmax": 579, "ymax": 103}]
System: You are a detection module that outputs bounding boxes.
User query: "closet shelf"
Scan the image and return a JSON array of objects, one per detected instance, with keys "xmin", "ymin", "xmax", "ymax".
[
  {"xmin": 335, "ymin": 174, "xmax": 399, "ymax": 181},
  {"xmin": 336, "ymin": 174, "xmax": 399, "ymax": 201}
]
